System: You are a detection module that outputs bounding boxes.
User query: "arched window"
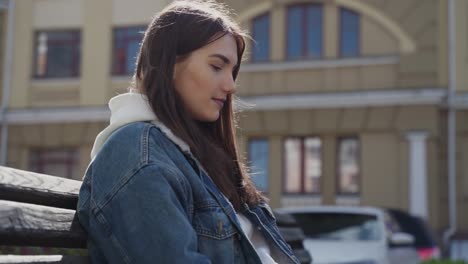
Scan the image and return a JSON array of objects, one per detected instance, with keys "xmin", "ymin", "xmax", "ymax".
[
  {"xmin": 339, "ymin": 8, "xmax": 360, "ymax": 57},
  {"xmin": 286, "ymin": 4, "xmax": 323, "ymax": 60},
  {"xmin": 251, "ymin": 13, "xmax": 270, "ymax": 62}
]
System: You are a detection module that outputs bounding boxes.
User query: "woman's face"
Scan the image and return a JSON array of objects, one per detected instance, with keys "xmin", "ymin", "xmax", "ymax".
[{"xmin": 173, "ymin": 34, "xmax": 238, "ymax": 122}]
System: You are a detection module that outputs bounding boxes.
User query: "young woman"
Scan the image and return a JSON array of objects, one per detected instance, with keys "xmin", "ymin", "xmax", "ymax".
[{"xmin": 77, "ymin": 1, "xmax": 299, "ymax": 263}]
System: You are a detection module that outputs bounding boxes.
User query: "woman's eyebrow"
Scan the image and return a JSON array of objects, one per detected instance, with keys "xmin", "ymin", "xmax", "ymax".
[{"xmin": 209, "ymin": 54, "xmax": 237, "ymax": 66}]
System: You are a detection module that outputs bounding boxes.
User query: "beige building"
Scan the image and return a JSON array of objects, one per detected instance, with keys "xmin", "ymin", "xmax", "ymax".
[{"xmin": 0, "ymin": 0, "xmax": 467, "ymax": 249}]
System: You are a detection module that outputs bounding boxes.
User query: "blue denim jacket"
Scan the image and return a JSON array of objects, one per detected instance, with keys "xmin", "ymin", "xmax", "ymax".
[{"xmin": 77, "ymin": 121, "xmax": 299, "ymax": 264}]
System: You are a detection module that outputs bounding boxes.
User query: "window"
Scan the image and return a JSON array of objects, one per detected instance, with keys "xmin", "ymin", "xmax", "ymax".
[
  {"xmin": 284, "ymin": 137, "xmax": 322, "ymax": 194},
  {"xmin": 292, "ymin": 212, "xmax": 381, "ymax": 241},
  {"xmin": 340, "ymin": 8, "xmax": 360, "ymax": 57},
  {"xmin": 34, "ymin": 30, "xmax": 81, "ymax": 78},
  {"xmin": 251, "ymin": 13, "xmax": 270, "ymax": 62},
  {"xmin": 112, "ymin": 26, "xmax": 145, "ymax": 76},
  {"xmin": 29, "ymin": 149, "xmax": 80, "ymax": 179},
  {"xmin": 286, "ymin": 4, "xmax": 323, "ymax": 60},
  {"xmin": 248, "ymin": 138, "xmax": 269, "ymax": 192},
  {"xmin": 337, "ymin": 137, "xmax": 360, "ymax": 194}
]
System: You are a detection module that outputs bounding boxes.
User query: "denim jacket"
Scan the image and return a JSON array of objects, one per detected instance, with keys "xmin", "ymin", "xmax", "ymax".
[{"xmin": 77, "ymin": 93, "xmax": 299, "ymax": 264}]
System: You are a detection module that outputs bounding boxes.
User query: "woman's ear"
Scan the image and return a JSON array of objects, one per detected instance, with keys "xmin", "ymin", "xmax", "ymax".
[
  {"xmin": 173, "ymin": 55, "xmax": 189, "ymax": 81},
  {"xmin": 173, "ymin": 60, "xmax": 188, "ymax": 81}
]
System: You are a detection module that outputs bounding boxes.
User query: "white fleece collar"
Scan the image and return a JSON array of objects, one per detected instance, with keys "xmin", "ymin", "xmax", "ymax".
[{"xmin": 90, "ymin": 92, "xmax": 190, "ymax": 159}]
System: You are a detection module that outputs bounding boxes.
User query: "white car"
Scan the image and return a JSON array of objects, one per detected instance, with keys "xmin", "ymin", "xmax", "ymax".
[{"xmin": 275, "ymin": 206, "xmax": 420, "ymax": 264}]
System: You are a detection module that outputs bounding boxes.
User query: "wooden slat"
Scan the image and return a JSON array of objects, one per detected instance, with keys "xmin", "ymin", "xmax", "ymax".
[
  {"xmin": 0, "ymin": 255, "xmax": 89, "ymax": 264},
  {"xmin": 0, "ymin": 200, "xmax": 86, "ymax": 248},
  {"xmin": 0, "ymin": 166, "xmax": 81, "ymax": 210}
]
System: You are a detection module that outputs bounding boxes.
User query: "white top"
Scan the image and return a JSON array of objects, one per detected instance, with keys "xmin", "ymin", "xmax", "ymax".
[{"xmin": 237, "ymin": 214, "xmax": 278, "ymax": 264}]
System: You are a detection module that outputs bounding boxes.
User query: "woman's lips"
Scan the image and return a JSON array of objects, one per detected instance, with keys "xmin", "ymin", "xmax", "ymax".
[{"xmin": 212, "ymin": 98, "xmax": 225, "ymax": 108}]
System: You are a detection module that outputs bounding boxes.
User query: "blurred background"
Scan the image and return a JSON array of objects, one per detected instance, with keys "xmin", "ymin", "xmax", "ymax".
[{"xmin": 0, "ymin": 0, "xmax": 466, "ymax": 261}]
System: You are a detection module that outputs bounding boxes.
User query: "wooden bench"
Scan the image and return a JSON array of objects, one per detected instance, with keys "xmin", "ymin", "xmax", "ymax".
[
  {"xmin": 0, "ymin": 166, "xmax": 88, "ymax": 263},
  {"xmin": 0, "ymin": 166, "xmax": 311, "ymax": 264}
]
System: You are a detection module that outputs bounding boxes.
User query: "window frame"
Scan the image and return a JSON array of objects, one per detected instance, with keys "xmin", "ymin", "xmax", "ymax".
[
  {"xmin": 285, "ymin": 3, "xmax": 324, "ymax": 60},
  {"xmin": 251, "ymin": 12, "xmax": 271, "ymax": 62},
  {"xmin": 28, "ymin": 148, "xmax": 80, "ymax": 179},
  {"xmin": 112, "ymin": 25, "xmax": 146, "ymax": 76},
  {"xmin": 282, "ymin": 136, "xmax": 322, "ymax": 195},
  {"xmin": 335, "ymin": 136, "xmax": 361, "ymax": 195},
  {"xmin": 32, "ymin": 29, "xmax": 81, "ymax": 79},
  {"xmin": 338, "ymin": 7, "xmax": 360, "ymax": 58},
  {"xmin": 247, "ymin": 137, "xmax": 270, "ymax": 193}
]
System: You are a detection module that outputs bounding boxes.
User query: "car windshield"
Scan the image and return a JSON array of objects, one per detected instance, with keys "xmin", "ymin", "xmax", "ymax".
[{"xmin": 292, "ymin": 212, "xmax": 382, "ymax": 241}]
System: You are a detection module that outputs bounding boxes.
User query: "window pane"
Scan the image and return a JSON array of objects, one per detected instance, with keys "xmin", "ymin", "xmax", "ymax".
[
  {"xmin": 284, "ymin": 138, "xmax": 301, "ymax": 193},
  {"xmin": 47, "ymin": 45, "xmax": 75, "ymax": 77},
  {"xmin": 29, "ymin": 149, "xmax": 80, "ymax": 179},
  {"xmin": 384, "ymin": 211, "xmax": 403, "ymax": 235},
  {"xmin": 126, "ymin": 41, "xmax": 140, "ymax": 73},
  {"xmin": 34, "ymin": 31, "xmax": 80, "ymax": 78},
  {"xmin": 287, "ymin": 6, "xmax": 303, "ymax": 59},
  {"xmin": 112, "ymin": 26, "xmax": 145, "ymax": 76},
  {"xmin": 249, "ymin": 139, "xmax": 269, "ymax": 192},
  {"xmin": 304, "ymin": 137, "xmax": 321, "ymax": 193},
  {"xmin": 306, "ymin": 5, "xmax": 322, "ymax": 59},
  {"xmin": 115, "ymin": 28, "xmax": 125, "ymax": 40},
  {"xmin": 340, "ymin": 8, "xmax": 359, "ymax": 57},
  {"xmin": 338, "ymin": 138, "xmax": 360, "ymax": 194},
  {"xmin": 126, "ymin": 26, "xmax": 143, "ymax": 36},
  {"xmin": 292, "ymin": 212, "xmax": 381, "ymax": 241},
  {"xmin": 47, "ymin": 31, "xmax": 76, "ymax": 42},
  {"xmin": 252, "ymin": 14, "xmax": 270, "ymax": 62}
]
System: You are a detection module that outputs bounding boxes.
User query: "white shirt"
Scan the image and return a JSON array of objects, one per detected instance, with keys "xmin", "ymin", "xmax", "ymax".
[{"xmin": 237, "ymin": 213, "xmax": 278, "ymax": 264}]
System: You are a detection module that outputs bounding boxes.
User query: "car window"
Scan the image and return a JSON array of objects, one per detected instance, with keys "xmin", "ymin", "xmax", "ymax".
[
  {"xmin": 383, "ymin": 211, "xmax": 403, "ymax": 238},
  {"xmin": 386, "ymin": 209, "xmax": 436, "ymax": 247},
  {"xmin": 292, "ymin": 212, "xmax": 381, "ymax": 241}
]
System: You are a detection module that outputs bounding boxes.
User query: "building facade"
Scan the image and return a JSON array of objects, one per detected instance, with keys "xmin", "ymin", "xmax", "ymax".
[{"xmin": 0, "ymin": 0, "xmax": 467, "ymax": 247}]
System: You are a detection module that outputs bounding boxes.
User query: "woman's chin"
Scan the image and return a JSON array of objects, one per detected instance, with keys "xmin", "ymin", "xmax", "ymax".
[{"xmin": 194, "ymin": 112, "xmax": 220, "ymax": 122}]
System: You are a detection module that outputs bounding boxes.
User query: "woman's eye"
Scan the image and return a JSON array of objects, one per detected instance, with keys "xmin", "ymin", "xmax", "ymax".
[{"xmin": 211, "ymin": 65, "xmax": 222, "ymax": 72}]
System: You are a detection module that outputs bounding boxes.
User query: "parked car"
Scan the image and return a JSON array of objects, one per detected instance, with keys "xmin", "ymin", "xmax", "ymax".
[
  {"xmin": 274, "ymin": 211, "xmax": 313, "ymax": 264},
  {"xmin": 386, "ymin": 208, "xmax": 441, "ymax": 261},
  {"xmin": 275, "ymin": 206, "xmax": 420, "ymax": 264}
]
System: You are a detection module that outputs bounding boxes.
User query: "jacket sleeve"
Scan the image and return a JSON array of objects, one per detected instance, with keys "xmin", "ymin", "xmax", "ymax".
[{"xmin": 84, "ymin": 164, "xmax": 211, "ymax": 264}]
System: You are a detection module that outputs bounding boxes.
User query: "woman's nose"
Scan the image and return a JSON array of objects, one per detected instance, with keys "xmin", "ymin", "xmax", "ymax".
[{"xmin": 223, "ymin": 75, "xmax": 236, "ymax": 94}]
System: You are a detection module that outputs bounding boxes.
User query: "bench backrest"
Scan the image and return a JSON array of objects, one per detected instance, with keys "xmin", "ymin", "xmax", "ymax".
[
  {"xmin": 0, "ymin": 166, "xmax": 311, "ymax": 264},
  {"xmin": 0, "ymin": 166, "xmax": 88, "ymax": 263}
]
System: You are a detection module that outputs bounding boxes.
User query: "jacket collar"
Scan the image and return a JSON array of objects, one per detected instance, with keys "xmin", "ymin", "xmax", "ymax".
[{"xmin": 90, "ymin": 92, "xmax": 190, "ymax": 159}]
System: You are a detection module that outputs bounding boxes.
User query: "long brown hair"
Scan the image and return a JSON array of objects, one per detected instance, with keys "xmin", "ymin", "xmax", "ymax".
[{"xmin": 134, "ymin": 0, "xmax": 265, "ymax": 210}]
